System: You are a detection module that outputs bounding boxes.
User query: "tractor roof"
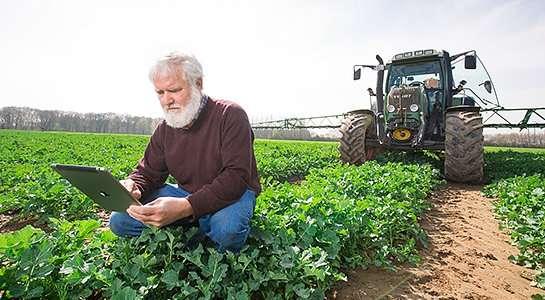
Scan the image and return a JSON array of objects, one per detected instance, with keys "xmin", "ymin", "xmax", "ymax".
[{"xmin": 390, "ymin": 49, "xmax": 446, "ymax": 63}]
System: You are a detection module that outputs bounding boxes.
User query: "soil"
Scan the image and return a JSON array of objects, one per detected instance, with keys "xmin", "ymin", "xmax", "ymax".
[
  {"xmin": 331, "ymin": 183, "xmax": 544, "ymax": 299},
  {"xmin": 0, "ymin": 209, "xmax": 111, "ymax": 233},
  {"xmin": 0, "ymin": 213, "xmax": 40, "ymax": 233},
  {"xmin": 96, "ymin": 209, "xmax": 111, "ymax": 227}
]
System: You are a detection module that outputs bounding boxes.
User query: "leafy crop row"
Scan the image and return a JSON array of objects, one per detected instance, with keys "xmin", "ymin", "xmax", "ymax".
[
  {"xmin": 0, "ymin": 131, "xmax": 146, "ymax": 220},
  {"xmin": 255, "ymin": 140, "xmax": 339, "ymax": 186},
  {"xmin": 484, "ymin": 174, "xmax": 545, "ymax": 289},
  {"xmin": 483, "ymin": 150, "xmax": 545, "ymax": 292},
  {"xmin": 1, "ymin": 162, "xmax": 439, "ymax": 298},
  {"xmin": 3, "ymin": 129, "xmax": 545, "ymax": 298},
  {"xmin": 0, "ymin": 130, "xmax": 339, "ymax": 223},
  {"xmin": 0, "ymin": 129, "xmax": 441, "ymax": 298},
  {"xmin": 484, "ymin": 150, "xmax": 545, "ymax": 182}
]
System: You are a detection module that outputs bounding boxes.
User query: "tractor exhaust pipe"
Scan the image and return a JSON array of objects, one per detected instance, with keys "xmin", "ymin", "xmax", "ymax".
[
  {"xmin": 375, "ymin": 55, "xmax": 386, "ymax": 143},
  {"xmin": 375, "ymin": 54, "xmax": 384, "ymax": 114}
]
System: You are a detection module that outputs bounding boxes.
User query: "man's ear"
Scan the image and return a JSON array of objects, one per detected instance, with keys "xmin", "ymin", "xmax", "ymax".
[{"xmin": 195, "ymin": 78, "xmax": 203, "ymax": 90}]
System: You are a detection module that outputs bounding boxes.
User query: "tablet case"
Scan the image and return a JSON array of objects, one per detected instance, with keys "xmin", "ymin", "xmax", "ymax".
[{"xmin": 51, "ymin": 164, "xmax": 142, "ymax": 212}]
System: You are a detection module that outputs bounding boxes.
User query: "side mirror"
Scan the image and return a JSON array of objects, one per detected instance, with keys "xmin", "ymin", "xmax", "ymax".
[
  {"xmin": 465, "ymin": 55, "xmax": 477, "ymax": 69},
  {"xmin": 354, "ymin": 67, "xmax": 362, "ymax": 80},
  {"xmin": 483, "ymin": 80, "xmax": 492, "ymax": 93}
]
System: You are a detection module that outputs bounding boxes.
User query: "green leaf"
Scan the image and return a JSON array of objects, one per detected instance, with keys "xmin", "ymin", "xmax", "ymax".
[
  {"xmin": 182, "ymin": 244, "xmax": 205, "ymax": 269},
  {"xmin": 0, "ymin": 225, "xmax": 43, "ymax": 254},
  {"xmin": 293, "ymin": 283, "xmax": 311, "ymax": 299},
  {"xmin": 279, "ymin": 255, "xmax": 294, "ymax": 269},
  {"xmin": 161, "ymin": 270, "xmax": 180, "ymax": 290},
  {"xmin": 111, "ymin": 286, "xmax": 140, "ymax": 300}
]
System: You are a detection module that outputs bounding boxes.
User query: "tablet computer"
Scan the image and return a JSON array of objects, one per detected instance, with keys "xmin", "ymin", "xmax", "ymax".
[{"xmin": 51, "ymin": 164, "xmax": 142, "ymax": 212}]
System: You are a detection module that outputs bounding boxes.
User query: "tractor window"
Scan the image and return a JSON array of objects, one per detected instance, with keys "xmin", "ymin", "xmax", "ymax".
[
  {"xmin": 451, "ymin": 55, "xmax": 499, "ymax": 107},
  {"xmin": 388, "ymin": 61, "xmax": 443, "ymax": 91}
]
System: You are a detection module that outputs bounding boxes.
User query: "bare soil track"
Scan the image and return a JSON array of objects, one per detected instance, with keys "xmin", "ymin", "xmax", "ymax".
[{"xmin": 332, "ymin": 183, "xmax": 543, "ymax": 299}]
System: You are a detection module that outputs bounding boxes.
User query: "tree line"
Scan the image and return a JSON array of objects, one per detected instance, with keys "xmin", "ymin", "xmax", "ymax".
[
  {"xmin": 253, "ymin": 129, "xmax": 337, "ymax": 141},
  {"xmin": 0, "ymin": 107, "xmax": 161, "ymax": 134},
  {"xmin": 2, "ymin": 106, "xmax": 543, "ymax": 148},
  {"xmin": 485, "ymin": 130, "xmax": 545, "ymax": 148}
]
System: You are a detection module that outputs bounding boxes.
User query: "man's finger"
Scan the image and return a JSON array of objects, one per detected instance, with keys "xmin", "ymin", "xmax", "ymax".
[
  {"xmin": 126, "ymin": 209, "xmax": 144, "ymax": 222},
  {"xmin": 128, "ymin": 208, "xmax": 153, "ymax": 219},
  {"xmin": 121, "ymin": 179, "xmax": 133, "ymax": 191},
  {"xmin": 132, "ymin": 189, "xmax": 142, "ymax": 200},
  {"xmin": 127, "ymin": 209, "xmax": 158, "ymax": 224},
  {"xmin": 129, "ymin": 204, "xmax": 158, "ymax": 215}
]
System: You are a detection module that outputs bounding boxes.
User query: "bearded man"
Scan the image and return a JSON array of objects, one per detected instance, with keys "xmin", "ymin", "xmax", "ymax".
[{"xmin": 108, "ymin": 52, "xmax": 261, "ymax": 253}]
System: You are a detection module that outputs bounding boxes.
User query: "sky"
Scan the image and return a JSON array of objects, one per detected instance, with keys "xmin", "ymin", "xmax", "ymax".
[{"xmin": 1, "ymin": 0, "xmax": 544, "ymax": 125}]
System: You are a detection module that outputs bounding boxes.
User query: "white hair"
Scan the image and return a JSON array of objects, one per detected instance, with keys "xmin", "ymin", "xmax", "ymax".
[{"xmin": 149, "ymin": 52, "xmax": 203, "ymax": 86}]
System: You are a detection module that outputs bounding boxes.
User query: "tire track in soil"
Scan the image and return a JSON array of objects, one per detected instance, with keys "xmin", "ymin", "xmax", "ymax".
[{"xmin": 331, "ymin": 183, "xmax": 543, "ymax": 299}]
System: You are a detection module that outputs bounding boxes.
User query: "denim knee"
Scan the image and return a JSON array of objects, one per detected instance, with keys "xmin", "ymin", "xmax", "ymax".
[
  {"xmin": 201, "ymin": 189, "xmax": 255, "ymax": 252},
  {"xmin": 141, "ymin": 184, "xmax": 189, "ymax": 204},
  {"xmin": 207, "ymin": 220, "xmax": 250, "ymax": 252},
  {"xmin": 109, "ymin": 211, "xmax": 145, "ymax": 237}
]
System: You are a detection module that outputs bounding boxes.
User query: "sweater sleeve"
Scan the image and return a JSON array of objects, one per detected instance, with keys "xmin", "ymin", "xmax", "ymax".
[
  {"xmin": 128, "ymin": 122, "xmax": 169, "ymax": 197},
  {"xmin": 186, "ymin": 105, "xmax": 254, "ymax": 218}
]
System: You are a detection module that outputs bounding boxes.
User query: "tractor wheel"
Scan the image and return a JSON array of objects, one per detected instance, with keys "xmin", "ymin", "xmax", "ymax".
[
  {"xmin": 339, "ymin": 113, "xmax": 374, "ymax": 165},
  {"xmin": 444, "ymin": 110, "xmax": 484, "ymax": 183}
]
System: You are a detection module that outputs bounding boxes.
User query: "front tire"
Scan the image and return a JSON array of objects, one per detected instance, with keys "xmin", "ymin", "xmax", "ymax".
[
  {"xmin": 444, "ymin": 110, "xmax": 484, "ymax": 183},
  {"xmin": 339, "ymin": 113, "xmax": 374, "ymax": 165}
]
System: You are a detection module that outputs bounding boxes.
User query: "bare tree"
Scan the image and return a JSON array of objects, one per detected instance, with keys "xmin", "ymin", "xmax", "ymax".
[
  {"xmin": 0, "ymin": 106, "xmax": 161, "ymax": 134},
  {"xmin": 485, "ymin": 130, "xmax": 545, "ymax": 148}
]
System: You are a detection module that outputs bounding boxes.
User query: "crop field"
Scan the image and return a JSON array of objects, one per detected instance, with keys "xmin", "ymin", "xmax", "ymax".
[{"xmin": 0, "ymin": 129, "xmax": 544, "ymax": 299}]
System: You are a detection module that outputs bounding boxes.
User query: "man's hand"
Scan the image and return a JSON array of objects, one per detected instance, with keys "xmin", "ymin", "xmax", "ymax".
[
  {"xmin": 126, "ymin": 197, "xmax": 193, "ymax": 228},
  {"xmin": 120, "ymin": 178, "xmax": 142, "ymax": 200}
]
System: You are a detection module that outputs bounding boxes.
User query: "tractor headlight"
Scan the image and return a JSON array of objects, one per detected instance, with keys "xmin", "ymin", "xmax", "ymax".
[
  {"xmin": 409, "ymin": 104, "xmax": 419, "ymax": 112},
  {"xmin": 387, "ymin": 105, "xmax": 396, "ymax": 113}
]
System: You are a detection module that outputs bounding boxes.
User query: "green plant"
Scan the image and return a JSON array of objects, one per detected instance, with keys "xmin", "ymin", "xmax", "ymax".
[{"xmin": 484, "ymin": 175, "xmax": 545, "ymax": 289}]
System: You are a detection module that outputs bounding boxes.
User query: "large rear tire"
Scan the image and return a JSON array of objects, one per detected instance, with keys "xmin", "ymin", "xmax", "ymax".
[
  {"xmin": 444, "ymin": 110, "xmax": 484, "ymax": 183},
  {"xmin": 339, "ymin": 113, "xmax": 374, "ymax": 165}
]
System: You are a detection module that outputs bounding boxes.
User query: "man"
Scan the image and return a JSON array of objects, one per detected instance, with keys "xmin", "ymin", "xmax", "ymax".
[
  {"xmin": 109, "ymin": 52, "xmax": 261, "ymax": 253},
  {"xmin": 424, "ymin": 77, "xmax": 440, "ymax": 89}
]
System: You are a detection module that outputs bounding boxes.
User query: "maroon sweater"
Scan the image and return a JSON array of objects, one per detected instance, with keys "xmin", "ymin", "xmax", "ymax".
[{"xmin": 129, "ymin": 97, "xmax": 261, "ymax": 219}]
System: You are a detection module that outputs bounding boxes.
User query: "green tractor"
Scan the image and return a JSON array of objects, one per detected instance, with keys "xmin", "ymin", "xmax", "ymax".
[
  {"xmin": 341, "ymin": 49, "xmax": 496, "ymax": 183},
  {"xmin": 250, "ymin": 49, "xmax": 543, "ymax": 182}
]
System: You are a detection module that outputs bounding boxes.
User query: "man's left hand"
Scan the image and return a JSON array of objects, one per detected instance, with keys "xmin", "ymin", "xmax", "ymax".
[{"xmin": 126, "ymin": 197, "xmax": 193, "ymax": 228}]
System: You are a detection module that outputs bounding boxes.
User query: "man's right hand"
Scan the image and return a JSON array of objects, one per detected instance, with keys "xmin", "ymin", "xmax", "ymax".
[{"xmin": 120, "ymin": 178, "xmax": 142, "ymax": 200}]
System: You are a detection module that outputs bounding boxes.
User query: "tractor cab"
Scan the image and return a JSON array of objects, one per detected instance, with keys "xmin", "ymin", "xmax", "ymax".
[{"xmin": 386, "ymin": 56, "xmax": 447, "ymax": 142}]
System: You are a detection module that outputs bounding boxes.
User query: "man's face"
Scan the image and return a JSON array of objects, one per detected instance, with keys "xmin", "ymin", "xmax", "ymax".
[
  {"xmin": 153, "ymin": 73, "xmax": 199, "ymax": 112},
  {"xmin": 153, "ymin": 72, "xmax": 204, "ymax": 128}
]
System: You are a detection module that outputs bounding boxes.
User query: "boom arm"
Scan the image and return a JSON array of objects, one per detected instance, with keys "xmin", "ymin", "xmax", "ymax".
[{"xmin": 252, "ymin": 107, "xmax": 545, "ymax": 130}]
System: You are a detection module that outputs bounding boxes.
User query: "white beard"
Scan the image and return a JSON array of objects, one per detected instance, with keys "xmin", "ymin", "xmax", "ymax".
[{"xmin": 163, "ymin": 87, "xmax": 202, "ymax": 128}]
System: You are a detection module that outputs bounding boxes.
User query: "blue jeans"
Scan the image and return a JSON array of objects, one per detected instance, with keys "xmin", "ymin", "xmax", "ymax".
[{"xmin": 109, "ymin": 184, "xmax": 256, "ymax": 252}]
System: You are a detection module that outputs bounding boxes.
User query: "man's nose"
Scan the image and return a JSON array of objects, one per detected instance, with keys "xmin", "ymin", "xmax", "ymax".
[{"xmin": 161, "ymin": 92, "xmax": 174, "ymax": 104}]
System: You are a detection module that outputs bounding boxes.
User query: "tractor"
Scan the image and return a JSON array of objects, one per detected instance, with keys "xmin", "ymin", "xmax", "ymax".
[
  {"xmin": 341, "ymin": 49, "xmax": 494, "ymax": 183},
  {"xmin": 250, "ymin": 49, "xmax": 545, "ymax": 183}
]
